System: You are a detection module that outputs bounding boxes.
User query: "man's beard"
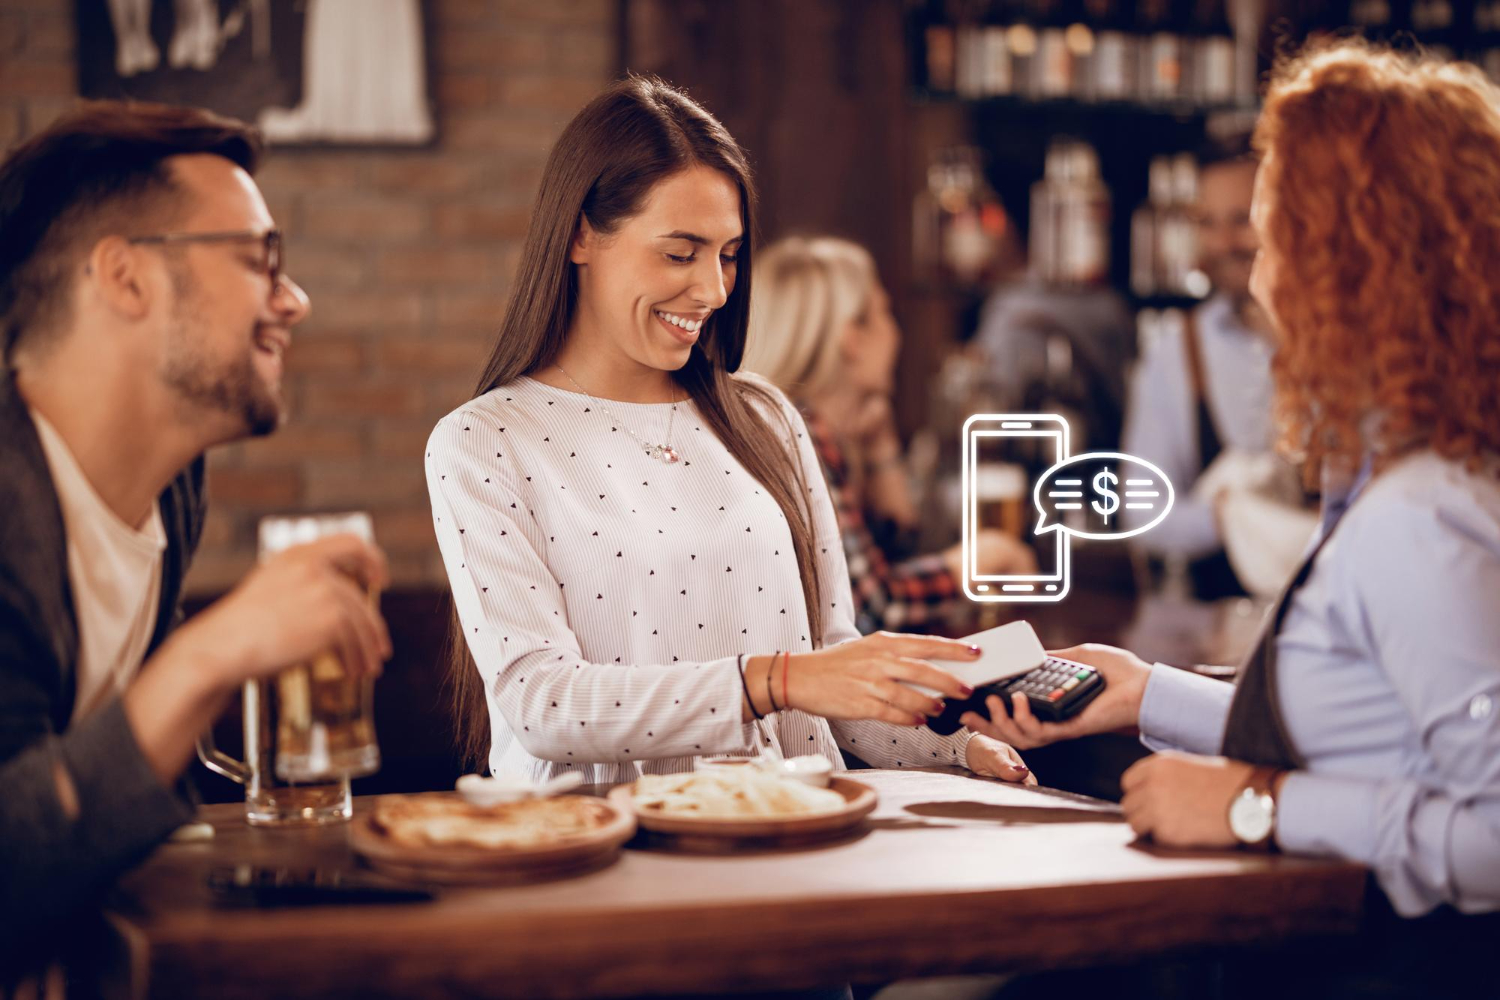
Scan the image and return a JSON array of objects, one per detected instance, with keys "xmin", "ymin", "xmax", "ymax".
[
  {"xmin": 159, "ymin": 286, "xmax": 283, "ymax": 438},
  {"xmin": 1203, "ymin": 251, "xmax": 1256, "ymax": 301},
  {"xmin": 162, "ymin": 340, "xmax": 282, "ymax": 437}
]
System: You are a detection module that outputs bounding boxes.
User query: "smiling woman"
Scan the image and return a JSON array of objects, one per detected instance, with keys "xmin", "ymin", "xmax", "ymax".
[{"xmin": 424, "ymin": 76, "xmax": 1033, "ymax": 794}]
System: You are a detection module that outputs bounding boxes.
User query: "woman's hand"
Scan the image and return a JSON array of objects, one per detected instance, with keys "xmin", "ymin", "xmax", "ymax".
[
  {"xmin": 941, "ymin": 529, "xmax": 1037, "ymax": 580},
  {"xmin": 965, "ymin": 734, "xmax": 1037, "ymax": 786},
  {"xmin": 1119, "ymin": 751, "xmax": 1258, "ymax": 848},
  {"xmin": 768, "ymin": 632, "xmax": 982, "ymax": 726},
  {"xmin": 959, "ymin": 643, "xmax": 1152, "ymax": 750},
  {"xmin": 852, "ymin": 394, "xmax": 901, "ymax": 458}
]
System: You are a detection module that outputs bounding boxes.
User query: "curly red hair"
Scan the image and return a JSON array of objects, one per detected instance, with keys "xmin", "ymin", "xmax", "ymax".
[{"xmin": 1254, "ymin": 41, "xmax": 1500, "ymax": 483}]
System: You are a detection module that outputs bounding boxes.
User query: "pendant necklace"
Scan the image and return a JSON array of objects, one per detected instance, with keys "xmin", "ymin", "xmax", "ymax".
[{"xmin": 553, "ymin": 364, "xmax": 682, "ymax": 464}]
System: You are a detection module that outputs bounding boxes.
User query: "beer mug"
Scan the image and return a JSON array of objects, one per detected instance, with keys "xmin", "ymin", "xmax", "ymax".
[
  {"xmin": 975, "ymin": 463, "xmax": 1027, "ymax": 538},
  {"xmin": 197, "ymin": 512, "xmax": 381, "ymax": 826}
]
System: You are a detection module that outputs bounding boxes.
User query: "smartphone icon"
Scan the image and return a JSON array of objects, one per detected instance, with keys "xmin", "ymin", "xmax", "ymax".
[{"xmin": 961, "ymin": 414, "xmax": 1071, "ymax": 604}]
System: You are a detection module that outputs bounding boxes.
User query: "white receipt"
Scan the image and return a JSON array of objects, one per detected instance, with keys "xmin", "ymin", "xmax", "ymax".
[{"xmin": 910, "ymin": 620, "xmax": 1047, "ymax": 696}]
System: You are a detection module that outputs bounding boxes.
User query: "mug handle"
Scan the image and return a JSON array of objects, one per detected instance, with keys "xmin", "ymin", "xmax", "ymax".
[{"xmin": 196, "ymin": 732, "xmax": 252, "ymax": 785}]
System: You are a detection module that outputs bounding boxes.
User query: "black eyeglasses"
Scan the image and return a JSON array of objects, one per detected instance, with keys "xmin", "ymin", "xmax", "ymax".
[{"xmin": 128, "ymin": 228, "xmax": 283, "ymax": 287}]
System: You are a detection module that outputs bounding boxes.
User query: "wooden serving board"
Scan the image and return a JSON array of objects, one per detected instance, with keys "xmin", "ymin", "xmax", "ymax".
[
  {"xmin": 349, "ymin": 794, "xmax": 636, "ymax": 886},
  {"xmin": 608, "ymin": 776, "xmax": 877, "ymax": 852}
]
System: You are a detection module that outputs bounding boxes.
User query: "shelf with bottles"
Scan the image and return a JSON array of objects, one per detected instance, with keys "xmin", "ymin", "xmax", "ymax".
[
  {"xmin": 1297, "ymin": 1, "xmax": 1500, "ymax": 82},
  {"xmin": 907, "ymin": 280, "xmax": 1206, "ymax": 311},
  {"xmin": 911, "ymin": 137, "xmax": 1218, "ymax": 320},
  {"xmin": 907, "ymin": 0, "xmax": 1259, "ymax": 115},
  {"xmin": 913, "ymin": 128, "xmax": 1215, "ymax": 289},
  {"xmin": 910, "ymin": 145, "xmax": 1023, "ymax": 295},
  {"xmin": 908, "ymin": 89, "xmax": 1258, "ymax": 119}
]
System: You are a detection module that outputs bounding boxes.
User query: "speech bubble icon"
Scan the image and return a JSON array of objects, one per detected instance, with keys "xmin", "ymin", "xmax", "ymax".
[{"xmin": 1034, "ymin": 451, "xmax": 1175, "ymax": 542}]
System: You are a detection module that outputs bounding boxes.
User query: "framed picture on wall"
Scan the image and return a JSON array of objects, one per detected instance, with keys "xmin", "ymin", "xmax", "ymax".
[{"xmin": 75, "ymin": 0, "xmax": 437, "ymax": 146}]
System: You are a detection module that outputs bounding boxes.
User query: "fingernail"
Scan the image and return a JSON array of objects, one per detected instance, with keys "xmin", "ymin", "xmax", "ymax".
[
  {"xmin": 968, "ymin": 645, "xmax": 983, "ymax": 655},
  {"xmin": 960, "ymin": 684, "xmax": 975, "ymax": 697},
  {"xmin": 1011, "ymin": 764, "xmax": 1029, "ymax": 774},
  {"xmin": 929, "ymin": 700, "xmax": 945, "ymax": 715},
  {"xmin": 912, "ymin": 716, "xmax": 926, "ymax": 727}
]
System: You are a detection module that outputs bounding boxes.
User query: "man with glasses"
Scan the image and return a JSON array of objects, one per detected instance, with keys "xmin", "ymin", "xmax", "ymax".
[{"xmin": 0, "ymin": 101, "xmax": 391, "ymax": 978}]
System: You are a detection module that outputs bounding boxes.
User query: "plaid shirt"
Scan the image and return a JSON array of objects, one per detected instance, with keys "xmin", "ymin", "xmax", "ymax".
[{"xmin": 802, "ymin": 408, "xmax": 967, "ymax": 635}]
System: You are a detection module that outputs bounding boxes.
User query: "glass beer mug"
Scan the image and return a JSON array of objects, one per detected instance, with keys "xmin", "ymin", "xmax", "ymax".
[
  {"xmin": 197, "ymin": 512, "xmax": 382, "ymax": 826},
  {"xmin": 975, "ymin": 463, "xmax": 1027, "ymax": 538}
]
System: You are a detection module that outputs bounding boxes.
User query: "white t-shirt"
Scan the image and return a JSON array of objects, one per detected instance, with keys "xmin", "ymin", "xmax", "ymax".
[
  {"xmin": 426, "ymin": 373, "xmax": 974, "ymax": 782},
  {"xmin": 30, "ymin": 409, "xmax": 166, "ymax": 723}
]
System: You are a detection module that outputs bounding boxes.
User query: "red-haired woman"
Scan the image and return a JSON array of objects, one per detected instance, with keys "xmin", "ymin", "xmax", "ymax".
[{"xmin": 967, "ymin": 41, "xmax": 1500, "ymax": 989}]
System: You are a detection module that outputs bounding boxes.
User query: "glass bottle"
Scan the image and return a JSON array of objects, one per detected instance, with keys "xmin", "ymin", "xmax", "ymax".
[
  {"xmin": 1229, "ymin": 0, "xmax": 1259, "ymax": 107},
  {"xmin": 1130, "ymin": 156, "xmax": 1170, "ymax": 297},
  {"xmin": 1350, "ymin": 0, "xmax": 1393, "ymax": 35},
  {"xmin": 1087, "ymin": 0, "xmax": 1136, "ymax": 101},
  {"xmin": 1031, "ymin": 0, "xmax": 1074, "ymax": 98},
  {"xmin": 1061, "ymin": 0, "xmax": 1097, "ymax": 101},
  {"xmin": 1475, "ymin": 0, "xmax": 1500, "ymax": 82},
  {"xmin": 1157, "ymin": 152, "xmax": 1198, "ymax": 296},
  {"xmin": 981, "ymin": 0, "xmax": 1016, "ymax": 96},
  {"xmin": 1193, "ymin": 0, "xmax": 1236, "ymax": 106},
  {"xmin": 1414, "ymin": 0, "xmax": 1457, "ymax": 62},
  {"xmin": 950, "ymin": 148, "xmax": 1009, "ymax": 286},
  {"xmin": 956, "ymin": 0, "xmax": 988, "ymax": 98},
  {"xmin": 1007, "ymin": 0, "xmax": 1040, "ymax": 97},
  {"xmin": 924, "ymin": 0, "xmax": 959, "ymax": 94},
  {"xmin": 917, "ymin": 148, "xmax": 1010, "ymax": 288},
  {"xmin": 1031, "ymin": 139, "xmax": 1111, "ymax": 285},
  {"xmin": 1137, "ymin": 0, "xmax": 1183, "ymax": 104}
]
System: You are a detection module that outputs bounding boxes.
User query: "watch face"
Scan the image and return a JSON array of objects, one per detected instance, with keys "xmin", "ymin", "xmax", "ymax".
[{"xmin": 1229, "ymin": 790, "xmax": 1274, "ymax": 844}]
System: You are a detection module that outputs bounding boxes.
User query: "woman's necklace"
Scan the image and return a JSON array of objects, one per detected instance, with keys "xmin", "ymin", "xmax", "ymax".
[{"xmin": 553, "ymin": 363, "xmax": 682, "ymax": 464}]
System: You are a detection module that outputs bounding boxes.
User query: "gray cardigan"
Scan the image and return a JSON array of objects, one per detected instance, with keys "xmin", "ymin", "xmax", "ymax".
[{"xmin": 0, "ymin": 370, "xmax": 204, "ymax": 969}]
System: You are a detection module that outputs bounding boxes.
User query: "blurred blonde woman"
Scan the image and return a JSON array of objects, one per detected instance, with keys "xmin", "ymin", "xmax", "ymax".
[{"xmin": 743, "ymin": 236, "xmax": 1033, "ymax": 635}]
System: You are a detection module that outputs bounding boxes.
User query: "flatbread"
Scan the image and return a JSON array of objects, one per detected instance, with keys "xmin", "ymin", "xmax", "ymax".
[
  {"xmin": 370, "ymin": 794, "xmax": 616, "ymax": 851},
  {"xmin": 631, "ymin": 769, "xmax": 846, "ymax": 818}
]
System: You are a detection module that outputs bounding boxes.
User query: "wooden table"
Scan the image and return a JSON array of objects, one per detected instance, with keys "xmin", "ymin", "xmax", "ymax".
[{"xmin": 111, "ymin": 770, "xmax": 1368, "ymax": 999}]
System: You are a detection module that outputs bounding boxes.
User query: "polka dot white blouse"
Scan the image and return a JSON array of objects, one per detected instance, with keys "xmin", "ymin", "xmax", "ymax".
[{"xmin": 425, "ymin": 372, "xmax": 976, "ymax": 783}]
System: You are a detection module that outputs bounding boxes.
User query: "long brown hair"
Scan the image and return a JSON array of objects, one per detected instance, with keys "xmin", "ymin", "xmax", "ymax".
[
  {"xmin": 448, "ymin": 76, "xmax": 823, "ymax": 769},
  {"xmin": 1255, "ymin": 41, "xmax": 1500, "ymax": 485}
]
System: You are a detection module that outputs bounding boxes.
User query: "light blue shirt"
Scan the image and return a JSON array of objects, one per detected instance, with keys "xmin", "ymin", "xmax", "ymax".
[
  {"xmin": 1120, "ymin": 295, "xmax": 1276, "ymax": 558},
  {"xmin": 1138, "ymin": 449, "xmax": 1500, "ymax": 917}
]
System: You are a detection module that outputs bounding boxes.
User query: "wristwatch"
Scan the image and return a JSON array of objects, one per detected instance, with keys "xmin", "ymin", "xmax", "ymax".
[{"xmin": 1227, "ymin": 766, "xmax": 1285, "ymax": 850}]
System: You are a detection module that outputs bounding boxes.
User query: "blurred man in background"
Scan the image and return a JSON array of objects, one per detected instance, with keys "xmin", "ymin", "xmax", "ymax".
[{"xmin": 1121, "ymin": 131, "xmax": 1311, "ymax": 602}]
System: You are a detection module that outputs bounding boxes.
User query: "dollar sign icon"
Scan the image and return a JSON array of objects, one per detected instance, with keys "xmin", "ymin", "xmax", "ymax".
[{"xmin": 1092, "ymin": 468, "xmax": 1120, "ymax": 524}]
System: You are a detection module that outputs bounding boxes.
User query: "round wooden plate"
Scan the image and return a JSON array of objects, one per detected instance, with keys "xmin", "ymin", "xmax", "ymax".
[
  {"xmin": 608, "ymin": 776, "xmax": 877, "ymax": 850},
  {"xmin": 350, "ymin": 794, "xmax": 637, "ymax": 886}
]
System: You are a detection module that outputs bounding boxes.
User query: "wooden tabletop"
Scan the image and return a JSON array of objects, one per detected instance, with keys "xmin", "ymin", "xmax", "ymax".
[{"xmin": 112, "ymin": 770, "xmax": 1368, "ymax": 999}]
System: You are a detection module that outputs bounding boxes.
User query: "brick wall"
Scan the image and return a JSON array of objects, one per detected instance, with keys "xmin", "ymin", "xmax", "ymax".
[{"xmin": 0, "ymin": 0, "xmax": 618, "ymax": 594}]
